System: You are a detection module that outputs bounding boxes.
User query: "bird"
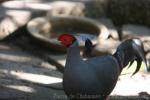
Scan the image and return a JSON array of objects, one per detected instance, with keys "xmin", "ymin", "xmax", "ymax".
[{"xmin": 57, "ymin": 33, "xmax": 149, "ymax": 100}]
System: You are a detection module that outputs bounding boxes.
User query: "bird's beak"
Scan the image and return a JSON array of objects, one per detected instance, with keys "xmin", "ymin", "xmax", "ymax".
[
  {"xmin": 57, "ymin": 39, "xmax": 63, "ymax": 45},
  {"xmin": 57, "ymin": 36, "xmax": 62, "ymax": 43}
]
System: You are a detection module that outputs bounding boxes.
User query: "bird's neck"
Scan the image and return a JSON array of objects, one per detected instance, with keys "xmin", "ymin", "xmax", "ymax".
[
  {"xmin": 66, "ymin": 42, "xmax": 82, "ymax": 63},
  {"xmin": 113, "ymin": 51, "xmax": 124, "ymax": 72}
]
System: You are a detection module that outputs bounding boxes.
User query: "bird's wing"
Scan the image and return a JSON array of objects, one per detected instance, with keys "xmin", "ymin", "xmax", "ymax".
[{"xmin": 84, "ymin": 55, "xmax": 120, "ymax": 95}]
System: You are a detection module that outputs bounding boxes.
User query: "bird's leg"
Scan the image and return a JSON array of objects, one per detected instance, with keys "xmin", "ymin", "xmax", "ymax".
[
  {"xmin": 105, "ymin": 96, "xmax": 109, "ymax": 100},
  {"xmin": 106, "ymin": 97, "xmax": 109, "ymax": 100}
]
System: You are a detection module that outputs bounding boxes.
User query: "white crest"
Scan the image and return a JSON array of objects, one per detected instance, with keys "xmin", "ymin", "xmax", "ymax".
[{"xmin": 74, "ymin": 33, "xmax": 97, "ymax": 45}]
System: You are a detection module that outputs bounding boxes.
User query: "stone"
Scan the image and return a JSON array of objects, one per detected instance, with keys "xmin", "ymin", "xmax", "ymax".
[
  {"xmin": 97, "ymin": 23, "xmax": 110, "ymax": 40},
  {"xmin": 98, "ymin": 18, "xmax": 119, "ymax": 40},
  {"xmin": 91, "ymin": 39, "xmax": 120, "ymax": 56},
  {"xmin": 144, "ymin": 41, "xmax": 150, "ymax": 53},
  {"xmin": 0, "ymin": 16, "xmax": 18, "ymax": 39}
]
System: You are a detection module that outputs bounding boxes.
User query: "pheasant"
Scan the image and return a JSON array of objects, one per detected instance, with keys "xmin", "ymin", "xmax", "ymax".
[{"xmin": 58, "ymin": 34, "xmax": 148, "ymax": 100}]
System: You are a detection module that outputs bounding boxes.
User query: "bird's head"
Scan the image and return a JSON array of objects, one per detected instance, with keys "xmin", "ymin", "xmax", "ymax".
[
  {"xmin": 58, "ymin": 33, "xmax": 93, "ymax": 48},
  {"xmin": 58, "ymin": 34, "xmax": 76, "ymax": 47}
]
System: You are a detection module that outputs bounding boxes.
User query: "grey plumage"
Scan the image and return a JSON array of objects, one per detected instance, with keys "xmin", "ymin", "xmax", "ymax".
[
  {"xmin": 114, "ymin": 39, "xmax": 148, "ymax": 75},
  {"xmin": 61, "ymin": 35, "xmax": 148, "ymax": 100},
  {"xmin": 63, "ymin": 46, "xmax": 117, "ymax": 100}
]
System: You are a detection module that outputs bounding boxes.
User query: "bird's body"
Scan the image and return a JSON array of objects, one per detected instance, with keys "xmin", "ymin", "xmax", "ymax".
[
  {"xmin": 58, "ymin": 34, "xmax": 148, "ymax": 100},
  {"xmin": 63, "ymin": 44, "xmax": 120, "ymax": 100}
]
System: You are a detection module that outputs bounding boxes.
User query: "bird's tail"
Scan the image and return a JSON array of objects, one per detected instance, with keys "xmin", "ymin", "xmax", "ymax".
[{"xmin": 113, "ymin": 39, "xmax": 149, "ymax": 75}]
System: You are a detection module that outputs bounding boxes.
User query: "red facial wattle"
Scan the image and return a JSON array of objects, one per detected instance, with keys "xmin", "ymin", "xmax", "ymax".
[{"xmin": 58, "ymin": 34, "xmax": 75, "ymax": 47}]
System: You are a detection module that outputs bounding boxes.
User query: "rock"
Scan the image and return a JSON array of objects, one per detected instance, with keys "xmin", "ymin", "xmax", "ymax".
[
  {"xmin": 144, "ymin": 41, "xmax": 150, "ymax": 53},
  {"xmin": 98, "ymin": 18, "xmax": 119, "ymax": 40},
  {"xmin": 146, "ymin": 52, "xmax": 150, "ymax": 60},
  {"xmin": 46, "ymin": 1, "xmax": 85, "ymax": 17},
  {"xmin": 139, "ymin": 92, "xmax": 150, "ymax": 100},
  {"xmin": 91, "ymin": 39, "xmax": 120, "ymax": 56},
  {"xmin": 27, "ymin": 15, "xmax": 110, "ymax": 53},
  {"xmin": 97, "ymin": 23, "xmax": 110, "ymax": 40},
  {"xmin": 0, "ymin": 16, "xmax": 18, "ymax": 39}
]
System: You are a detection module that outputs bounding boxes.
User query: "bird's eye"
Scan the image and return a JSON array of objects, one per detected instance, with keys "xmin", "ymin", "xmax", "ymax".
[{"xmin": 64, "ymin": 38, "xmax": 68, "ymax": 42}]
